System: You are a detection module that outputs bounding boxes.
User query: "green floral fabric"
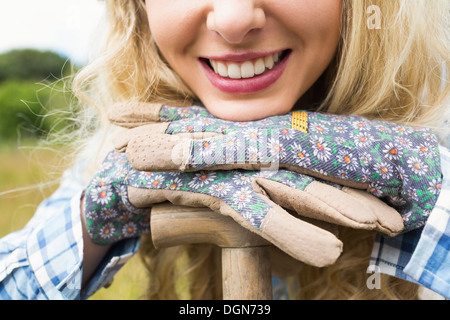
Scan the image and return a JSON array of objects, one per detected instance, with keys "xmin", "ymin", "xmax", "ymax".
[
  {"xmin": 84, "ymin": 150, "xmax": 331, "ymax": 245},
  {"xmin": 159, "ymin": 106, "xmax": 443, "ymax": 231}
]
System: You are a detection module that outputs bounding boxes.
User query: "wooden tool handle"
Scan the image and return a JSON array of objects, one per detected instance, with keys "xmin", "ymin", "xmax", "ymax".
[
  {"xmin": 222, "ymin": 247, "xmax": 272, "ymax": 300},
  {"xmin": 150, "ymin": 203, "xmax": 269, "ymax": 248},
  {"xmin": 150, "ymin": 203, "xmax": 273, "ymax": 300}
]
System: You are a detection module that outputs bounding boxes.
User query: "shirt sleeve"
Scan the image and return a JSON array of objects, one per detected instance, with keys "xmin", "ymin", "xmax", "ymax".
[
  {"xmin": 370, "ymin": 145, "xmax": 450, "ymax": 299},
  {"xmin": 403, "ymin": 146, "xmax": 450, "ymax": 298},
  {"xmin": 0, "ymin": 162, "xmax": 140, "ymax": 300}
]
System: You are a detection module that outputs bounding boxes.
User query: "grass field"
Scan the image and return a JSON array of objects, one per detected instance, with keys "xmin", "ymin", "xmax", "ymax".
[{"xmin": 0, "ymin": 142, "xmax": 148, "ymax": 300}]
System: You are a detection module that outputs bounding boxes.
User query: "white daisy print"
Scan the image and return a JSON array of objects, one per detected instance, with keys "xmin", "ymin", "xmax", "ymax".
[
  {"xmin": 368, "ymin": 182, "xmax": 384, "ymax": 197},
  {"xmin": 416, "ymin": 143, "xmax": 433, "ymax": 158},
  {"xmin": 337, "ymin": 149, "xmax": 359, "ymax": 171},
  {"xmin": 200, "ymin": 139, "xmax": 217, "ymax": 161},
  {"xmin": 192, "ymin": 139, "xmax": 217, "ymax": 166},
  {"xmin": 242, "ymin": 128, "xmax": 261, "ymax": 141},
  {"xmin": 352, "ymin": 132, "xmax": 374, "ymax": 148},
  {"xmin": 167, "ymin": 177, "xmax": 183, "ymax": 190},
  {"xmin": 382, "ymin": 142, "xmax": 402, "ymax": 161},
  {"xmin": 373, "ymin": 162, "xmax": 394, "ymax": 180},
  {"xmin": 224, "ymin": 135, "xmax": 243, "ymax": 160},
  {"xmin": 334, "ymin": 124, "xmax": 348, "ymax": 134},
  {"xmin": 407, "ymin": 157, "xmax": 428, "ymax": 176},
  {"xmin": 247, "ymin": 145, "xmax": 263, "ymax": 163},
  {"xmin": 113, "ymin": 165, "xmax": 129, "ymax": 181},
  {"xmin": 122, "ymin": 222, "xmax": 138, "ymax": 237},
  {"xmin": 99, "ymin": 207, "xmax": 119, "ymax": 219},
  {"xmin": 138, "ymin": 171, "xmax": 152, "ymax": 181},
  {"xmin": 119, "ymin": 211, "xmax": 133, "ymax": 223},
  {"xmin": 90, "ymin": 185, "xmax": 113, "ymax": 205},
  {"xmin": 91, "ymin": 175, "xmax": 112, "ymax": 189},
  {"xmin": 209, "ymin": 182, "xmax": 232, "ymax": 197},
  {"xmin": 255, "ymin": 170, "xmax": 278, "ymax": 181},
  {"xmin": 375, "ymin": 124, "xmax": 392, "ymax": 134},
  {"xmin": 310, "ymin": 122, "xmax": 329, "ymax": 135},
  {"xmin": 427, "ymin": 179, "xmax": 442, "ymax": 195},
  {"xmin": 232, "ymin": 186, "xmax": 253, "ymax": 210},
  {"xmin": 360, "ymin": 152, "xmax": 373, "ymax": 167},
  {"xmin": 397, "ymin": 166, "xmax": 410, "ymax": 185},
  {"xmin": 422, "ymin": 132, "xmax": 436, "ymax": 142},
  {"xmin": 188, "ymin": 172, "xmax": 217, "ymax": 189},
  {"xmin": 232, "ymin": 173, "xmax": 252, "ymax": 186},
  {"xmin": 337, "ymin": 169, "xmax": 350, "ymax": 180},
  {"xmin": 351, "ymin": 120, "xmax": 369, "ymax": 131},
  {"xmin": 279, "ymin": 127, "xmax": 294, "ymax": 140},
  {"xmin": 395, "ymin": 126, "xmax": 414, "ymax": 136},
  {"xmin": 310, "ymin": 136, "xmax": 332, "ymax": 162},
  {"xmin": 142, "ymin": 173, "xmax": 165, "ymax": 188},
  {"xmin": 122, "ymin": 170, "xmax": 138, "ymax": 186},
  {"xmin": 99, "ymin": 222, "xmax": 116, "ymax": 240},
  {"xmin": 408, "ymin": 188, "xmax": 420, "ymax": 202},
  {"xmin": 361, "ymin": 167, "xmax": 371, "ymax": 182},
  {"xmin": 394, "ymin": 136, "xmax": 413, "ymax": 149},
  {"xmin": 277, "ymin": 117, "xmax": 292, "ymax": 128},
  {"xmin": 290, "ymin": 142, "xmax": 311, "ymax": 167},
  {"xmin": 268, "ymin": 137, "xmax": 286, "ymax": 159},
  {"xmin": 181, "ymin": 121, "xmax": 197, "ymax": 133}
]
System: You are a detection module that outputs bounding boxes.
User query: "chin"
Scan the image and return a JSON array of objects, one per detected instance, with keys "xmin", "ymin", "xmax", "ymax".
[{"xmin": 202, "ymin": 100, "xmax": 294, "ymax": 122}]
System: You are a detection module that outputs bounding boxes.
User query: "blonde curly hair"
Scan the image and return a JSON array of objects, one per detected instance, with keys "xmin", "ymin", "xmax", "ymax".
[{"xmin": 68, "ymin": 0, "xmax": 449, "ymax": 299}]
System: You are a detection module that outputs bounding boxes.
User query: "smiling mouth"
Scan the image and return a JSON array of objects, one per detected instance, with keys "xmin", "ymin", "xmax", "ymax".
[{"xmin": 202, "ymin": 50, "xmax": 291, "ymax": 80}]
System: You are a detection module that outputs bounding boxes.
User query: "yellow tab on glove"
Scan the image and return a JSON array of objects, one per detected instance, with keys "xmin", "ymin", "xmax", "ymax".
[{"xmin": 292, "ymin": 111, "xmax": 308, "ymax": 133}]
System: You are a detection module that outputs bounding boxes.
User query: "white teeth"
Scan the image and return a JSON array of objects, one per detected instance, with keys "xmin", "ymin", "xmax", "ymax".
[
  {"xmin": 228, "ymin": 63, "xmax": 241, "ymax": 79},
  {"xmin": 241, "ymin": 61, "xmax": 255, "ymax": 78},
  {"xmin": 264, "ymin": 55, "xmax": 274, "ymax": 69},
  {"xmin": 217, "ymin": 62, "xmax": 228, "ymax": 77},
  {"xmin": 254, "ymin": 58, "xmax": 265, "ymax": 75},
  {"xmin": 274, "ymin": 52, "xmax": 280, "ymax": 63},
  {"xmin": 210, "ymin": 60, "xmax": 218, "ymax": 73},
  {"xmin": 209, "ymin": 52, "xmax": 283, "ymax": 79}
]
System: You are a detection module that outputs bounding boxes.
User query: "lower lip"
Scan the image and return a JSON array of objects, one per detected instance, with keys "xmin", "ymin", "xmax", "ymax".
[{"xmin": 200, "ymin": 52, "xmax": 291, "ymax": 94}]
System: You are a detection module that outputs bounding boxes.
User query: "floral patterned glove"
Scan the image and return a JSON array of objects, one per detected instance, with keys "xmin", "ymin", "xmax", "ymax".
[
  {"xmin": 110, "ymin": 103, "xmax": 442, "ymax": 232},
  {"xmin": 83, "ymin": 150, "xmax": 404, "ymax": 267},
  {"xmin": 106, "ymin": 101, "xmax": 215, "ymax": 128}
]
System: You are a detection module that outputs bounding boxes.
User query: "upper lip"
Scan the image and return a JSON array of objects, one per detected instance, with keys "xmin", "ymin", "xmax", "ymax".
[{"xmin": 201, "ymin": 49, "xmax": 288, "ymax": 62}]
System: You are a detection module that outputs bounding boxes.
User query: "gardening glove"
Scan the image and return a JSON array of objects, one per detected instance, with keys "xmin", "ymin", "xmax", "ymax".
[
  {"xmin": 109, "ymin": 103, "xmax": 442, "ymax": 232},
  {"xmin": 83, "ymin": 150, "xmax": 403, "ymax": 267},
  {"xmin": 106, "ymin": 101, "xmax": 214, "ymax": 128}
]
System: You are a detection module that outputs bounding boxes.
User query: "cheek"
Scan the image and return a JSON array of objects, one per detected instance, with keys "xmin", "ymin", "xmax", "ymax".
[
  {"xmin": 285, "ymin": 1, "xmax": 342, "ymax": 83},
  {"xmin": 146, "ymin": 4, "xmax": 200, "ymax": 61},
  {"xmin": 282, "ymin": 0, "xmax": 342, "ymax": 44},
  {"xmin": 147, "ymin": 10, "xmax": 176, "ymax": 54}
]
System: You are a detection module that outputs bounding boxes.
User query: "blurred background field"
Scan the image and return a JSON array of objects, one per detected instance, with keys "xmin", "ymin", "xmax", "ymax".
[
  {"xmin": 0, "ymin": 48, "xmax": 148, "ymax": 300},
  {"xmin": 0, "ymin": 1, "xmax": 152, "ymax": 300}
]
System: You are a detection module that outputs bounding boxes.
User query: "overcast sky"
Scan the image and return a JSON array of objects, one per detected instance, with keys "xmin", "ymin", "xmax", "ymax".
[{"xmin": 0, "ymin": 0, "xmax": 105, "ymax": 65}]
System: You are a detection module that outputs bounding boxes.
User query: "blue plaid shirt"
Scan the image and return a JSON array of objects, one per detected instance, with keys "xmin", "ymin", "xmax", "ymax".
[
  {"xmin": 370, "ymin": 145, "xmax": 450, "ymax": 299},
  {"xmin": 1, "ymin": 147, "xmax": 449, "ymax": 300},
  {"xmin": 0, "ymin": 162, "xmax": 139, "ymax": 300}
]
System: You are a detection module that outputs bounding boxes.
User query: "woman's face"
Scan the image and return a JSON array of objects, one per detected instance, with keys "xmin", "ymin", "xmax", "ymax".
[{"xmin": 146, "ymin": 0, "xmax": 342, "ymax": 121}]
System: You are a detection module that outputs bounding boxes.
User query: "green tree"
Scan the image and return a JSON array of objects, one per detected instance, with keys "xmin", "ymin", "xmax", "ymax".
[
  {"xmin": 0, "ymin": 49, "xmax": 72, "ymax": 83},
  {"xmin": 0, "ymin": 80, "xmax": 53, "ymax": 140},
  {"xmin": 0, "ymin": 49, "xmax": 76, "ymax": 141}
]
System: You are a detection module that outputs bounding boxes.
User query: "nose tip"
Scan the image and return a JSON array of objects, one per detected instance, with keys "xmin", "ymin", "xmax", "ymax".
[{"xmin": 207, "ymin": 1, "xmax": 266, "ymax": 44}]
